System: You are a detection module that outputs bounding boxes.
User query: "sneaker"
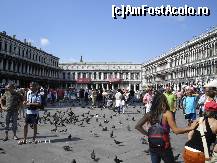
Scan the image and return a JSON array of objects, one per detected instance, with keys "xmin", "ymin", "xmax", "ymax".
[{"xmin": 13, "ymin": 136, "xmax": 19, "ymax": 140}]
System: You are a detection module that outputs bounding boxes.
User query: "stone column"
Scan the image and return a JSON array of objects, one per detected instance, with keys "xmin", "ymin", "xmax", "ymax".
[
  {"xmin": 75, "ymin": 72, "xmax": 78, "ymax": 80},
  {"xmin": 101, "ymin": 72, "xmax": 104, "ymax": 80},
  {"xmin": 112, "ymin": 84, "xmax": 114, "ymax": 90},
  {"xmin": 128, "ymin": 83, "xmax": 131, "ymax": 90},
  {"xmin": 96, "ymin": 83, "xmax": 98, "ymax": 89},
  {"xmin": 129, "ymin": 72, "xmax": 131, "ymax": 80},
  {"xmin": 27, "ymin": 64, "xmax": 30, "ymax": 74},
  {"xmin": 106, "ymin": 84, "xmax": 109, "ymax": 90},
  {"xmin": 139, "ymin": 84, "xmax": 142, "ymax": 90},
  {"xmin": 134, "ymin": 84, "xmax": 136, "ymax": 91},
  {"xmin": 117, "ymin": 72, "xmax": 120, "ymax": 79}
]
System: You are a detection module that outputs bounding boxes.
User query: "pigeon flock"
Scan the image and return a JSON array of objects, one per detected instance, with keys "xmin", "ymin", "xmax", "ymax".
[{"xmin": 0, "ymin": 105, "xmax": 183, "ymax": 163}]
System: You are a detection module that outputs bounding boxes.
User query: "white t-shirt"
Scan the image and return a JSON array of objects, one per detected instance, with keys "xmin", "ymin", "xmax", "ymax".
[{"xmin": 26, "ymin": 90, "xmax": 41, "ymax": 115}]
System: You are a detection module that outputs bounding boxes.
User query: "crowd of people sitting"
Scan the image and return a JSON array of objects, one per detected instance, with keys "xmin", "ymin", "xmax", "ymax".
[{"xmin": 0, "ymin": 80, "xmax": 217, "ymax": 162}]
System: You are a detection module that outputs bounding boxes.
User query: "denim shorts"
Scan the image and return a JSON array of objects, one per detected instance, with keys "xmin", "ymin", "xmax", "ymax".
[{"xmin": 25, "ymin": 114, "xmax": 39, "ymax": 124}]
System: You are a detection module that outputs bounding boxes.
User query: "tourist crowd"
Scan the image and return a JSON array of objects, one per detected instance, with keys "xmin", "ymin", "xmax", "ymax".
[{"xmin": 0, "ymin": 79, "xmax": 217, "ymax": 162}]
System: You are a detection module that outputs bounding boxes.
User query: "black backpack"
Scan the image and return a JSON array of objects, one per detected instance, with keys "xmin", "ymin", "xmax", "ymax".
[{"xmin": 148, "ymin": 115, "xmax": 170, "ymax": 152}]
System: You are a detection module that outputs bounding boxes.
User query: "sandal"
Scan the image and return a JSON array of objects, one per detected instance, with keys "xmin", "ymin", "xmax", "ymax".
[
  {"xmin": 3, "ymin": 137, "xmax": 8, "ymax": 141},
  {"xmin": 18, "ymin": 140, "xmax": 27, "ymax": 145}
]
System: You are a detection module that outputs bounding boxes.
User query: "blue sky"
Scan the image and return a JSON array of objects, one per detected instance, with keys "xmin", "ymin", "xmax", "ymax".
[{"xmin": 0, "ymin": 0, "xmax": 216, "ymax": 63}]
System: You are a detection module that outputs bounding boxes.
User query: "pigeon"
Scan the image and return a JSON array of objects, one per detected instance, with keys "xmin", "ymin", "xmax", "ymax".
[
  {"xmin": 110, "ymin": 115, "xmax": 113, "ymax": 119},
  {"xmin": 51, "ymin": 128, "xmax": 57, "ymax": 132},
  {"xmin": 103, "ymin": 114, "xmax": 106, "ymax": 118},
  {"xmin": 114, "ymin": 155, "xmax": 123, "ymax": 163},
  {"xmin": 110, "ymin": 131, "xmax": 114, "ymax": 138},
  {"xmin": 85, "ymin": 117, "xmax": 91, "ymax": 124},
  {"xmin": 112, "ymin": 125, "xmax": 116, "ymax": 129},
  {"xmin": 119, "ymin": 121, "xmax": 122, "ymax": 125},
  {"xmin": 137, "ymin": 110, "xmax": 141, "ymax": 113},
  {"xmin": 91, "ymin": 150, "xmax": 96, "ymax": 160},
  {"xmin": 96, "ymin": 118, "xmax": 98, "ymax": 122},
  {"xmin": 68, "ymin": 134, "xmax": 72, "ymax": 140},
  {"xmin": 104, "ymin": 120, "xmax": 109, "ymax": 123},
  {"xmin": 99, "ymin": 123, "xmax": 102, "ymax": 127},
  {"xmin": 114, "ymin": 139, "xmax": 123, "ymax": 145},
  {"xmin": 71, "ymin": 159, "xmax": 76, "ymax": 163},
  {"xmin": 127, "ymin": 125, "xmax": 131, "ymax": 131},
  {"xmin": 132, "ymin": 117, "xmax": 135, "ymax": 121},
  {"xmin": 102, "ymin": 127, "xmax": 108, "ymax": 131},
  {"xmin": 63, "ymin": 146, "xmax": 72, "ymax": 151},
  {"xmin": 174, "ymin": 153, "xmax": 180, "ymax": 161},
  {"xmin": 93, "ymin": 133, "xmax": 99, "ymax": 137}
]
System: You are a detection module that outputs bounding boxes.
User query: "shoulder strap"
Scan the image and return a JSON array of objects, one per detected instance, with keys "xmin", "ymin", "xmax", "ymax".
[{"xmin": 198, "ymin": 117, "xmax": 210, "ymax": 161}]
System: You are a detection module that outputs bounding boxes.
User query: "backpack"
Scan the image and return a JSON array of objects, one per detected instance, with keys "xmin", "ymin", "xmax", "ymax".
[{"xmin": 148, "ymin": 115, "xmax": 170, "ymax": 152}]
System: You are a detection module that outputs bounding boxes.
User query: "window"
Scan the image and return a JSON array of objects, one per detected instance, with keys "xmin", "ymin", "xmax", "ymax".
[
  {"xmin": 4, "ymin": 42, "xmax": 7, "ymax": 51},
  {"xmin": 78, "ymin": 72, "xmax": 81, "ymax": 78},
  {"xmin": 104, "ymin": 73, "xmax": 107, "ymax": 79},
  {"xmin": 18, "ymin": 47, "xmax": 21, "ymax": 56},
  {"xmin": 63, "ymin": 73, "xmax": 65, "ymax": 79},
  {"xmin": 9, "ymin": 44, "xmax": 12, "ymax": 53},
  {"xmin": 99, "ymin": 72, "xmax": 101, "ymax": 80},
  {"xmin": 0, "ymin": 42, "xmax": 2, "ymax": 51}
]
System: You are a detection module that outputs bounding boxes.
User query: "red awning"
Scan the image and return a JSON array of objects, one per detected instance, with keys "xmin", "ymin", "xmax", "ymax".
[
  {"xmin": 76, "ymin": 78, "xmax": 91, "ymax": 84},
  {"xmin": 108, "ymin": 78, "xmax": 122, "ymax": 83}
]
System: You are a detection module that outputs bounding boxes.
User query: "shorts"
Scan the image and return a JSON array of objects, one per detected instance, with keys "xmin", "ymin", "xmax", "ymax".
[
  {"xmin": 25, "ymin": 114, "xmax": 39, "ymax": 124},
  {"xmin": 185, "ymin": 113, "xmax": 196, "ymax": 120}
]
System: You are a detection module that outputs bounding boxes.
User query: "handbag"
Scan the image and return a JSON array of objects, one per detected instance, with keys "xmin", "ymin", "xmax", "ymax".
[{"xmin": 198, "ymin": 117, "xmax": 211, "ymax": 163}]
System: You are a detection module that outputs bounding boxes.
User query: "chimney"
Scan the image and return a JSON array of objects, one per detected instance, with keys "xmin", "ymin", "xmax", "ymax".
[
  {"xmin": 29, "ymin": 42, "xmax": 31, "ymax": 46},
  {"xmin": 13, "ymin": 35, "xmax": 16, "ymax": 39},
  {"xmin": 24, "ymin": 39, "xmax": 27, "ymax": 44}
]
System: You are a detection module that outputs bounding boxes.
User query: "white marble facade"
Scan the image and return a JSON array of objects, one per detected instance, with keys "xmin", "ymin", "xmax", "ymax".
[
  {"xmin": 59, "ymin": 62, "xmax": 142, "ymax": 91},
  {"xmin": 142, "ymin": 27, "xmax": 217, "ymax": 91},
  {"xmin": 0, "ymin": 31, "xmax": 60, "ymax": 87}
]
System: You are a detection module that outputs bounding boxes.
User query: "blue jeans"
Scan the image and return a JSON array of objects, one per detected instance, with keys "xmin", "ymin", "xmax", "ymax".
[{"xmin": 150, "ymin": 148, "xmax": 175, "ymax": 163}]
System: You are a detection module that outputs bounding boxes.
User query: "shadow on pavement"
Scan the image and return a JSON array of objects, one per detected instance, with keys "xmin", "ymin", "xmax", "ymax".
[{"xmin": 51, "ymin": 137, "xmax": 82, "ymax": 143}]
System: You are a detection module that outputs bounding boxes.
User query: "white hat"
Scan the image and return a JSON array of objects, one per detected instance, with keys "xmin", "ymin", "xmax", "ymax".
[{"xmin": 204, "ymin": 79, "xmax": 217, "ymax": 88}]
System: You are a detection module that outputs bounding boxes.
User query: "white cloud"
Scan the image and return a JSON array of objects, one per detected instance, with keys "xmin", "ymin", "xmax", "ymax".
[{"xmin": 40, "ymin": 37, "xmax": 50, "ymax": 46}]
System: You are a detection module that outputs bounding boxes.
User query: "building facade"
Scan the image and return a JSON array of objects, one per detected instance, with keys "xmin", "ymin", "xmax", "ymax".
[
  {"xmin": 59, "ymin": 61, "xmax": 142, "ymax": 91},
  {"xmin": 0, "ymin": 31, "xmax": 62, "ymax": 87},
  {"xmin": 142, "ymin": 27, "xmax": 217, "ymax": 91}
]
